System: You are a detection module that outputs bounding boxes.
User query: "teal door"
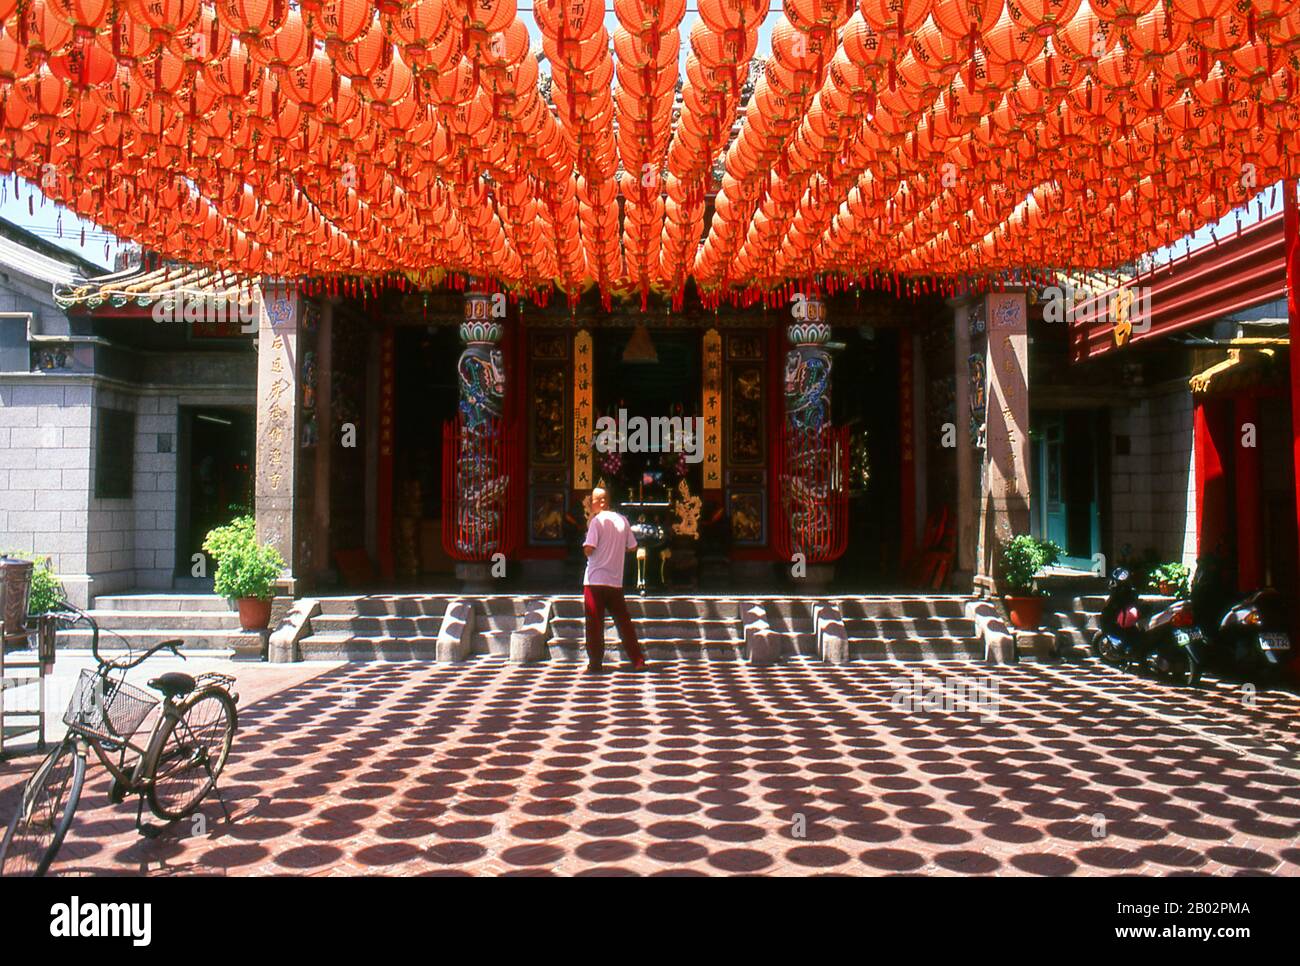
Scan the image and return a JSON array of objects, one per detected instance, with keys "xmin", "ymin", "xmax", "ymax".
[
  {"xmin": 1032, "ymin": 412, "xmax": 1100, "ymax": 568},
  {"xmin": 1037, "ymin": 417, "xmax": 1068, "ymax": 550}
]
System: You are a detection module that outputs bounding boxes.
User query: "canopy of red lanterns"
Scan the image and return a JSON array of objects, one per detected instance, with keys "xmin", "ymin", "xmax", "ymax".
[{"xmin": 2, "ymin": 0, "xmax": 1298, "ymax": 306}]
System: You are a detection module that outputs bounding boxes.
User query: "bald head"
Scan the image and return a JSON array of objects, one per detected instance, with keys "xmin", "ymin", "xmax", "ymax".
[{"xmin": 591, "ymin": 487, "xmax": 609, "ymax": 512}]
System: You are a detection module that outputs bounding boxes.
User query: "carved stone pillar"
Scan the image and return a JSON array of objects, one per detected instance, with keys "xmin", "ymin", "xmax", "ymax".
[
  {"xmin": 952, "ymin": 299, "xmax": 982, "ymax": 583},
  {"xmin": 979, "ymin": 291, "xmax": 1032, "ymax": 586},
  {"xmin": 254, "ymin": 286, "xmax": 299, "ymax": 595}
]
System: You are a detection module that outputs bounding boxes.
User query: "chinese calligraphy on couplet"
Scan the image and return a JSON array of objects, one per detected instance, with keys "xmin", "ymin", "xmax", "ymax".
[
  {"xmin": 703, "ymin": 328, "xmax": 722, "ymax": 489},
  {"xmin": 573, "ymin": 329, "xmax": 593, "ymax": 489}
]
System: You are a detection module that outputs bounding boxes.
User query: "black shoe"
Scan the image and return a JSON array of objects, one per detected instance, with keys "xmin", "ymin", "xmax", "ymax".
[{"xmin": 583, "ymin": 665, "xmax": 607, "ymax": 675}]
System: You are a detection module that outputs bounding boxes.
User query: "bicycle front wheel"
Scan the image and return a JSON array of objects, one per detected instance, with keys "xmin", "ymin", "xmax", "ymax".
[
  {"xmin": 147, "ymin": 688, "xmax": 237, "ymax": 821},
  {"xmin": 0, "ymin": 739, "xmax": 85, "ymax": 877}
]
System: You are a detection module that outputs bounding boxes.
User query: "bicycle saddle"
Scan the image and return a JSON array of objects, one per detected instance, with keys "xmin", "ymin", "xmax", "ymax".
[{"xmin": 148, "ymin": 671, "xmax": 196, "ymax": 699}]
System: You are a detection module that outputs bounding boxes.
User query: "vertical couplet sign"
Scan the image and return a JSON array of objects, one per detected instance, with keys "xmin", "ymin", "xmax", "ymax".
[
  {"xmin": 899, "ymin": 332, "xmax": 915, "ymax": 566},
  {"xmin": 254, "ymin": 288, "xmax": 298, "ymax": 573},
  {"xmin": 702, "ymin": 328, "xmax": 722, "ymax": 490},
  {"xmin": 378, "ymin": 325, "xmax": 396, "ymax": 580},
  {"xmin": 573, "ymin": 329, "xmax": 593, "ymax": 490},
  {"xmin": 984, "ymin": 292, "xmax": 1031, "ymax": 553}
]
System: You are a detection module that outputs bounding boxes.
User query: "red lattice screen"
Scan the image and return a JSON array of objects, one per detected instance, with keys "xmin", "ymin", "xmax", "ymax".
[
  {"xmin": 440, "ymin": 413, "xmax": 522, "ymax": 562},
  {"xmin": 773, "ymin": 423, "xmax": 851, "ymax": 564}
]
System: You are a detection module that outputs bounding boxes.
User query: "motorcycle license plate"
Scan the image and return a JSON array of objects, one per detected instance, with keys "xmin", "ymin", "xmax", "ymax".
[{"xmin": 1259, "ymin": 633, "xmax": 1291, "ymax": 651}]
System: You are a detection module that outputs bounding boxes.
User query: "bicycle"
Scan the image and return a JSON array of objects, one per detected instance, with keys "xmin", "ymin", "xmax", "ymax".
[{"xmin": 0, "ymin": 603, "xmax": 239, "ymax": 877}]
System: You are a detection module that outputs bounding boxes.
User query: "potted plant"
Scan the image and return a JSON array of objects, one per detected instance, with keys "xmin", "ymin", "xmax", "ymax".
[
  {"xmin": 203, "ymin": 516, "xmax": 285, "ymax": 631},
  {"xmin": 999, "ymin": 535, "xmax": 1062, "ymax": 629},
  {"xmin": 1149, "ymin": 562, "xmax": 1191, "ymax": 599},
  {"xmin": 27, "ymin": 557, "xmax": 64, "ymax": 671},
  {"xmin": 19, "ymin": 554, "xmax": 63, "ymax": 619},
  {"xmin": 0, "ymin": 553, "xmax": 63, "ymax": 668}
]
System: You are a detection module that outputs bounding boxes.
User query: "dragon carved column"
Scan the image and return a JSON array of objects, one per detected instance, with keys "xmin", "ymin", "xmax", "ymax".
[
  {"xmin": 456, "ymin": 295, "xmax": 507, "ymax": 560},
  {"xmin": 783, "ymin": 297, "xmax": 834, "ymax": 562}
]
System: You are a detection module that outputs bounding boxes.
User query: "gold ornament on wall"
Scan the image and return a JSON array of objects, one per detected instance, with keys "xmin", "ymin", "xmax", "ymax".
[{"xmin": 671, "ymin": 479, "xmax": 702, "ymax": 539}]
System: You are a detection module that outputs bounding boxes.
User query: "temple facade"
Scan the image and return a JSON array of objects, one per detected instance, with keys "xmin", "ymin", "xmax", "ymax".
[
  {"xmin": 9, "ymin": 249, "xmax": 1039, "ymax": 600},
  {"xmin": 9, "ymin": 228, "xmax": 1297, "ymax": 610}
]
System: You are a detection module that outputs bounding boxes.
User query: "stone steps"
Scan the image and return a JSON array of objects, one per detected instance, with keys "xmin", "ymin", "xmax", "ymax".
[
  {"xmin": 314, "ymin": 594, "xmax": 453, "ymax": 617},
  {"xmin": 57, "ymin": 593, "xmax": 255, "ymax": 654},
  {"xmin": 478, "ymin": 629, "xmax": 513, "ymax": 656},
  {"xmin": 307, "ymin": 614, "xmax": 445, "ymax": 637},
  {"xmin": 548, "ymin": 596, "xmax": 745, "ymax": 658},
  {"xmin": 297, "ymin": 634, "xmax": 441, "ymax": 660},
  {"xmin": 749, "ymin": 598, "xmax": 816, "ymax": 620},
  {"xmin": 287, "ymin": 593, "xmax": 987, "ymax": 665},
  {"xmin": 835, "ymin": 597, "xmax": 981, "ymax": 662},
  {"xmin": 549, "ymin": 616, "xmax": 743, "ymax": 643},
  {"xmin": 850, "ymin": 637, "xmax": 986, "ymax": 661},
  {"xmin": 299, "ymin": 595, "xmax": 533, "ymax": 659},
  {"xmin": 547, "ymin": 639, "xmax": 746, "ymax": 662},
  {"xmin": 92, "ymin": 593, "xmax": 235, "ymax": 612},
  {"xmin": 300, "ymin": 596, "xmax": 458, "ymax": 659},
  {"xmin": 549, "ymin": 597, "xmax": 741, "ymax": 621},
  {"xmin": 842, "ymin": 616, "xmax": 978, "ymax": 639},
  {"xmin": 839, "ymin": 596, "xmax": 969, "ymax": 619},
  {"xmin": 57, "ymin": 627, "xmax": 259, "ymax": 653},
  {"xmin": 74, "ymin": 609, "xmax": 244, "ymax": 632}
]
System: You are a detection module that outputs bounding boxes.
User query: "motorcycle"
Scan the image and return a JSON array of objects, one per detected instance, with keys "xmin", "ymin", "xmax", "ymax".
[
  {"xmin": 1211, "ymin": 589, "xmax": 1292, "ymax": 684},
  {"xmin": 1141, "ymin": 596, "xmax": 1205, "ymax": 686},
  {"xmin": 1188, "ymin": 556, "xmax": 1292, "ymax": 686},
  {"xmin": 1092, "ymin": 567, "xmax": 1204, "ymax": 684},
  {"xmin": 1092, "ymin": 567, "xmax": 1146, "ymax": 669}
]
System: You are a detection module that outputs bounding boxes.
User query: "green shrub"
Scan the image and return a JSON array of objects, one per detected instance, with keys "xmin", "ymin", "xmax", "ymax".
[
  {"xmin": 202, "ymin": 517, "xmax": 284, "ymax": 601},
  {"xmin": 1, "ymin": 553, "xmax": 64, "ymax": 616},
  {"xmin": 1149, "ymin": 562, "xmax": 1191, "ymax": 599},
  {"xmin": 999, "ymin": 535, "xmax": 1062, "ymax": 596},
  {"xmin": 202, "ymin": 515, "xmax": 256, "ymax": 565},
  {"xmin": 28, "ymin": 557, "xmax": 63, "ymax": 615}
]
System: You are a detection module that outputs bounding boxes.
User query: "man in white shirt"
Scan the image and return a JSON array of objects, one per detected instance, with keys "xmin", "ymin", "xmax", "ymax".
[{"xmin": 582, "ymin": 487, "xmax": 646, "ymax": 673}]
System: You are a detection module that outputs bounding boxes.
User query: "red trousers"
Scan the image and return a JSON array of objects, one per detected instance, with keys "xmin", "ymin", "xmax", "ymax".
[{"xmin": 583, "ymin": 584, "xmax": 643, "ymax": 667}]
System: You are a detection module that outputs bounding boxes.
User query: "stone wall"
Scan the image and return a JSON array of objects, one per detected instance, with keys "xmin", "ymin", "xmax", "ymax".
[
  {"xmin": 0, "ymin": 378, "xmax": 184, "ymax": 604},
  {"xmin": 86, "ymin": 385, "xmax": 181, "ymax": 597},
  {"xmin": 0, "ymin": 381, "xmax": 94, "ymax": 603},
  {"xmin": 1107, "ymin": 386, "xmax": 1197, "ymax": 568},
  {"xmin": 2, "ymin": 370, "xmax": 255, "ymax": 607},
  {"xmin": 1, "ymin": 254, "xmax": 256, "ymax": 605}
]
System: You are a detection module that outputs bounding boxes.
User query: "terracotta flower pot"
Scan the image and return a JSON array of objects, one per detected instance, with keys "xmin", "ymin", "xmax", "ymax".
[
  {"xmin": 1005, "ymin": 595, "xmax": 1045, "ymax": 630},
  {"xmin": 237, "ymin": 597, "xmax": 273, "ymax": 631}
]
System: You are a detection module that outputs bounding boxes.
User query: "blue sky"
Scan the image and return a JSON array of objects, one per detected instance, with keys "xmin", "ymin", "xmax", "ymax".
[{"xmin": 0, "ymin": 176, "xmax": 130, "ymax": 270}]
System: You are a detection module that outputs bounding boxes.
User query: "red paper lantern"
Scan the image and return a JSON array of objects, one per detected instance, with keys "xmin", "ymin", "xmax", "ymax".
[
  {"xmin": 46, "ymin": 0, "xmax": 113, "ymax": 38},
  {"xmin": 124, "ymin": 0, "xmax": 201, "ymax": 44}
]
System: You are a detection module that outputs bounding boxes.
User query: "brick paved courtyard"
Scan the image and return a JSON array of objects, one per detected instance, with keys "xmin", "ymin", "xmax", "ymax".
[{"xmin": 5, "ymin": 658, "xmax": 1300, "ymax": 877}]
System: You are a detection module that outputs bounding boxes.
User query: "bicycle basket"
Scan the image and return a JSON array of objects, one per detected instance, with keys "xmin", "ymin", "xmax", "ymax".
[{"xmin": 63, "ymin": 668, "xmax": 158, "ymax": 743}]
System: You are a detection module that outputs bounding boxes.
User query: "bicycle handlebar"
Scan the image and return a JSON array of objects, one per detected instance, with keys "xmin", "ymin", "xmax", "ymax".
[
  {"xmin": 120, "ymin": 639, "xmax": 186, "ymax": 670},
  {"xmin": 52, "ymin": 601, "xmax": 99, "ymax": 662}
]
